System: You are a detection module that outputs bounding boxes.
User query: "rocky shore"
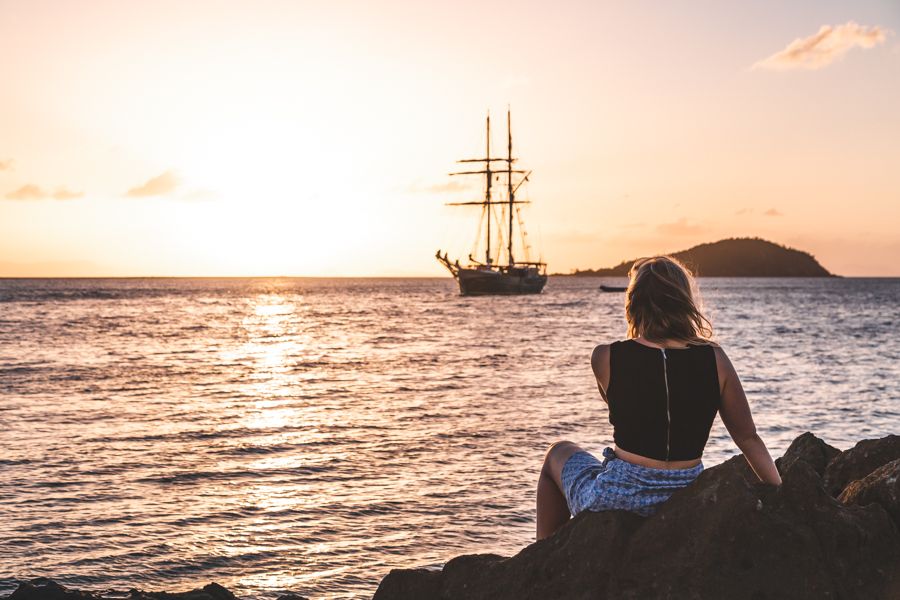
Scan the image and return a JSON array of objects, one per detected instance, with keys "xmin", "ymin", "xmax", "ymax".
[
  {"xmin": 4, "ymin": 433, "xmax": 899, "ymax": 600},
  {"xmin": 1, "ymin": 580, "xmax": 309, "ymax": 600},
  {"xmin": 375, "ymin": 433, "xmax": 900, "ymax": 600}
]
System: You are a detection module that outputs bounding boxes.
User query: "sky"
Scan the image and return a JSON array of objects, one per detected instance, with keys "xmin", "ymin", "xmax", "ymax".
[{"xmin": 1, "ymin": 0, "xmax": 898, "ymax": 277}]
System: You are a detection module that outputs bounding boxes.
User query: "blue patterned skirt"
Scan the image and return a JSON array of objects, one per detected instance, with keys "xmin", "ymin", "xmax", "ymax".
[{"xmin": 561, "ymin": 447, "xmax": 703, "ymax": 517}]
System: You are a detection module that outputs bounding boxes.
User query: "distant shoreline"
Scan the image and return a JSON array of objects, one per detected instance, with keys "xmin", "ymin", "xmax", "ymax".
[
  {"xmin": 551, "ymin": 273, "xmax": 845, "ymax": 278},
  {"xmin": 559, "ymin": 237, "xmax": 836, "ymax": 278}
]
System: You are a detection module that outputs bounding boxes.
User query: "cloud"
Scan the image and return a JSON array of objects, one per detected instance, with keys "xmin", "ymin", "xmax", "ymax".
[
  {"xmin": 0, "ymin": 159, "xmax": 13, "ymax": 171},
  {"xmin": 735, "ymin": 207, "xmax": 783, "ymax": 216},
  {"xmin": 406, "ymin": 179, "xmax": 474, "ymax": 194},
  {"xmin": 753, "ymin": 22, "xmax": 888, "ymax": 71},
  {"xmin": 656, "ymin": 218, "xmax": 709, "ymax": 236},
  {"xmin": 544, "ymin": 229, "xmax": 603, "ymax": 245},
  {"xmin": 5, "ymin": 184, "xmax": 46, "ymax": 200},
  {"xmin": 52, "ymin": 188, "xmax": 84, "ymax": 200},
  {"xmin": 126, "ymin": 170, "xmax": 179, "ymax": 197},
  {"xmin": 5, "ymin": 184, "xmax": 84, "ymax": 200}
]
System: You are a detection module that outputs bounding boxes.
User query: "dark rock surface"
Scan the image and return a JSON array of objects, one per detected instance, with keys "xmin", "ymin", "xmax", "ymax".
[
  {"xmin": 824, "ymin": 435, "xmax": 900, "ymax": 496},
  {"xmin": 6, "ymin": 579, "xmax": 99, "ymax": 600},
  {"xmin": 375, "ymin": 432, "xmax": 900, "ymax": 600},
  {"xmin": 3, "ymin": 580, "xmax": 306, "ymax": 600},
  {"xmin": 840, "ymin": 458, "xmax": 900, "ymax": 526},
  {"xmin": 775, "ymin": 430, "xmax": 841, "ymax": 476}
]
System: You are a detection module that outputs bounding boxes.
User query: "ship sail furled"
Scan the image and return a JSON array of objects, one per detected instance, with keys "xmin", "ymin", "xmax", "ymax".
[{"xmin": 436, "ymin": 110, "xmax": 547, "ymax": 296}]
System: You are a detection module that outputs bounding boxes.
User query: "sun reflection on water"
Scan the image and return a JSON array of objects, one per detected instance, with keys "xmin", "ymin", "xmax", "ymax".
[
  {"xmin": 5, "ymin": 278, "xmax": 900, "ymax": 598},
  {"xmin": 240, "ymin": 293, "xmax": 303, "ymax": 412}
]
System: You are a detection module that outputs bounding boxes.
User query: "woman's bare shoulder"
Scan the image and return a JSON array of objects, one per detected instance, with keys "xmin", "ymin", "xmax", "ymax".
[
  {"xmin": 591, "ymin": 343, "xmax": 612, "ymax": 360},
  {"xmin": 591, "ymin": 343, "xmax": 612, "ymax": 374},
  {"xmin": 591, "ymin": 344, "xmax": 613, "ymax": 401},
  {"xmin": 710, "ymin": 343, "xmax": 738, "ymax": 385},
  {"xmin": 709, "ymin": 342, "xmax": 730, "ymax": 362}
]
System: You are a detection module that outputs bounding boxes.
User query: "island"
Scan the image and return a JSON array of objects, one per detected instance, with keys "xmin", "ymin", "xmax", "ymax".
[{"xmin": 560, "ymin": 237, "xmax": 834, "ymax": 277}]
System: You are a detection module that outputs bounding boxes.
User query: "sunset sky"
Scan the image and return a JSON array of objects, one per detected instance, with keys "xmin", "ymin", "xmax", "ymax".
[{"xmin": 1, "ymin": 0, "xmax": 898, "ymax": 277}]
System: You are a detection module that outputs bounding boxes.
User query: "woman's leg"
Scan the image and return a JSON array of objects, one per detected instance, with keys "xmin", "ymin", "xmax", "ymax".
[{"xmin": 536, "ymin": 440, "xmax": 585, "ymax": 540}]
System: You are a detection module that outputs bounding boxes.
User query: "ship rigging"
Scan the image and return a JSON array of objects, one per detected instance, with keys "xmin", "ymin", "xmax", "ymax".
[{"xmin": 436, "ymin": 110, "xmax": 547, "ymax": 295}]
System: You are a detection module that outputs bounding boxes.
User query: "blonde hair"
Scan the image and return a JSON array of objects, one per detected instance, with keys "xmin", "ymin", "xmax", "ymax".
[{"xmin": 624, "ymin": 256, "xmax": 713, "ymax": 345}]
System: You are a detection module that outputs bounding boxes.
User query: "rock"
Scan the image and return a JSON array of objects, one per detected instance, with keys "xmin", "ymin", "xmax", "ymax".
[
  {"xmin": 9, "ymin": 579, "xmax": 98, "ymax": 600},
  {"xmin": 839, "ymin": 458, "xmax": 900, "ymax": 526},
  {"xmin": 127, "ymin": 582, "xmax": 237, "ymax": 600},
  {"xmin": 824, "ymin": 435, "xmax": 900, "ymax": 497},
  {"xmin": 375, "ymin": 510, "xmax": 642, "ymax": 600},
  {"xmin": 775, "ymin": 431, "xmax": 840, "ymax": 476},
  {"xmin": 375, "ymin": 433, "xmax": 900, "ymax": 600},
  {"xmin": 5, "ymin": 580, "xmax": 260, "ymax": 600},
  {"xmin": 610, "ymin": 455, "xmax": 899, "ymax": 599},
  {"xmin": 374, "ymin": 568, "xmax": 442, "ymax": 599}
]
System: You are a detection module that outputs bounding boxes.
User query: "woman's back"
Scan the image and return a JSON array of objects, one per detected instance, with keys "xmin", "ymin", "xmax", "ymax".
[
  {"xmin": 535, "ymin": 255, "xmax": 781, "ymax": 541},
  {"xmin": 608, "ymin": 339, "xmax": 720, "ymax": 462}
]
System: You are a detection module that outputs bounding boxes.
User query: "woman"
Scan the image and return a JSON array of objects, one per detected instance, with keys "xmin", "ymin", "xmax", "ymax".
[{"xmin": 536, "ymin": 256, "xmax": 782, "ymax": 540}]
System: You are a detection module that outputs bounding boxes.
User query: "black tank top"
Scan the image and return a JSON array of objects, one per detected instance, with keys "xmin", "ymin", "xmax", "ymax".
[{"xmin": 607, "ymin": 339, "xmax": 720, "ymax": 461}]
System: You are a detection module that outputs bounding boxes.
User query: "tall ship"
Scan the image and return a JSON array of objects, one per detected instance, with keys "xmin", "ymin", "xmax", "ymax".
[{"xmin": 436, "ymin": 110, "xmax": 547, "ymax": 296}]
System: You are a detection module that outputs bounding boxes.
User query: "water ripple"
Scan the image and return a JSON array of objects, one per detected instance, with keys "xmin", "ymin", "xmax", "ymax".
[{"xmin": 0, "ymin": 276, "xmax": 898, "ymax": 599}]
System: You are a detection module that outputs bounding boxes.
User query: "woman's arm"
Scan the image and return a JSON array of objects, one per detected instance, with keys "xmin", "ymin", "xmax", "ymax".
[
  {"xmin": 714, "ymin": 346, "xmax": 782, "ymax": 485},
  {"xmin": 591, "ymin": 344, "xmax": 610, "ymax": 403}
]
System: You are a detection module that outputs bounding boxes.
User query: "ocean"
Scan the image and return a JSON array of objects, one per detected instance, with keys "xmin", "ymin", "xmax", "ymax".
[{"xmin": 1, "ymin": 277, "xmax": 898, "ymax": 599}]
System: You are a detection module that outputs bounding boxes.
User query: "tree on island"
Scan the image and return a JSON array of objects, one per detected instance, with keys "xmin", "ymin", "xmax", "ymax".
[{"xmin": 565, "ymin": 237, "xmax": 834, "ymax": 277}]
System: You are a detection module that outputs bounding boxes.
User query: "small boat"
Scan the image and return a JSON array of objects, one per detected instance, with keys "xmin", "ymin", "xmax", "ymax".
[
  {"xmin": 599, "ymin": 285, "xmax": 627, "ymax": 292},
  {"xmin": 436, "ymin": 110, "xmax": 547, "ymax": 296}
]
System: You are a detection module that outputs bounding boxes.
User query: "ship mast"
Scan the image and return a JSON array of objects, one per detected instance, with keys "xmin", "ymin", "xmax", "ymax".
[
  {"xmin": 485, "ymin": 114, "xmax": 492, "ymax": 265},
  {"xmin": 507, "ymin": 109, "xmax": 514, "ymax": 267},
  {"xmin": 447, "ymin": 109, "xmax": 530, "ymax": 268}
]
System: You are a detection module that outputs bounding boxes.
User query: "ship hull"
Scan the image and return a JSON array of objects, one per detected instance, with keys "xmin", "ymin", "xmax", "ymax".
[{"xmin": 455, "ymin": 267, "xmax": 547, "ymax": 296}]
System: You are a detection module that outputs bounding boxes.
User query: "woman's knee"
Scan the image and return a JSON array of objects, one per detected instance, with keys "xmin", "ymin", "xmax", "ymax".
[
  {"xmin": 542, "ymin": 440, "xmax": 581, "ymax": 472},
  {"xmin": 545, "ymin": 440, "xmax": 576, "ymax": 458}
]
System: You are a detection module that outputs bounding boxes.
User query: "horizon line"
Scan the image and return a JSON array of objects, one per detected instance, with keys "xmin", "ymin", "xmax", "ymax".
[{"xmin": 6, "ymin": 274, "xmax": 900, "ymax": 280}]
